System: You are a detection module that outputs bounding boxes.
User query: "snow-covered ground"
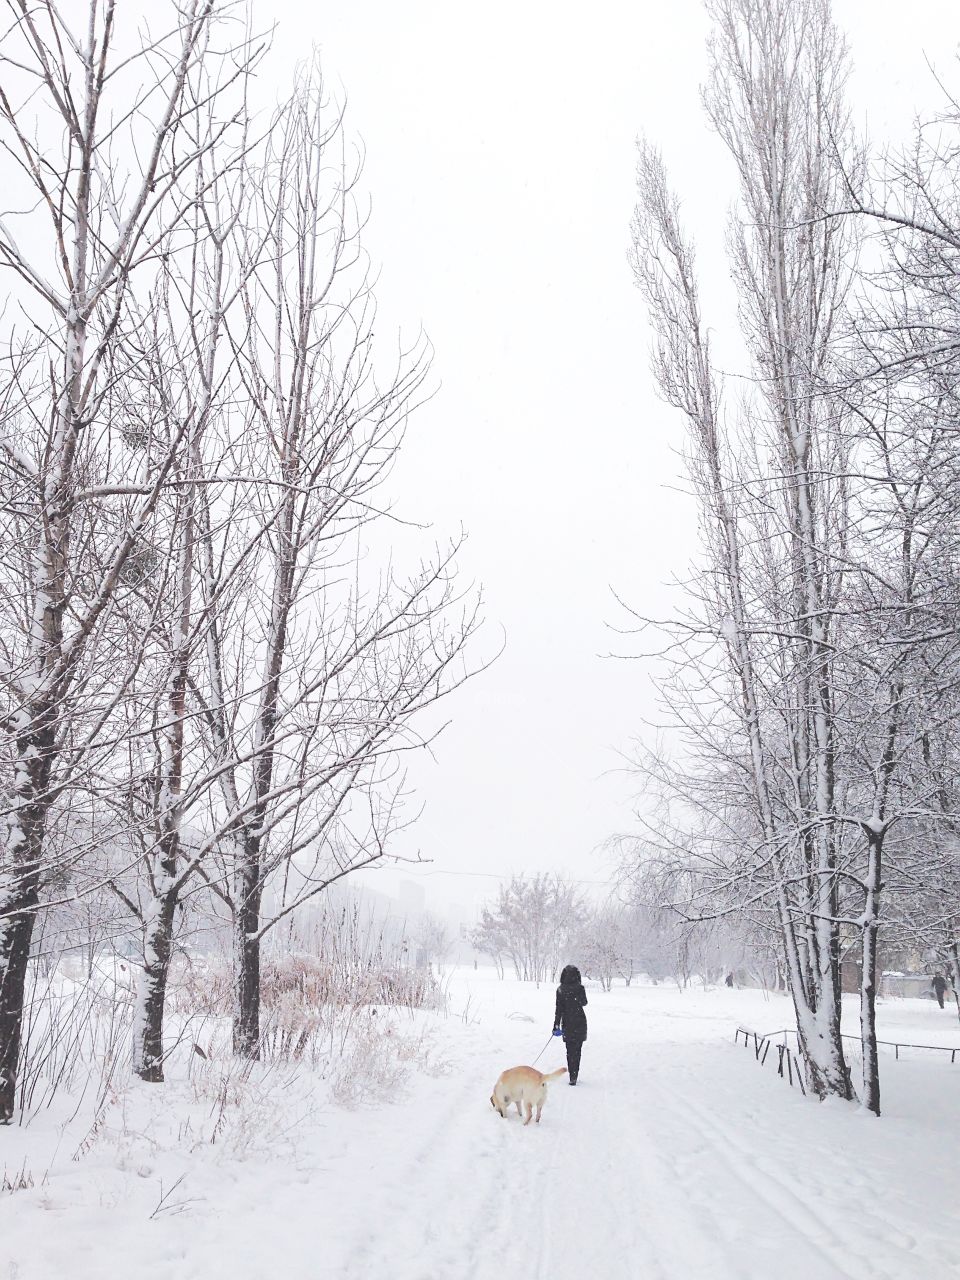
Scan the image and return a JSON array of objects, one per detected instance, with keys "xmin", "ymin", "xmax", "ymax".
[{"xmin": 2, "ymin": 969, "xmax": 959, "ymax": 1279}]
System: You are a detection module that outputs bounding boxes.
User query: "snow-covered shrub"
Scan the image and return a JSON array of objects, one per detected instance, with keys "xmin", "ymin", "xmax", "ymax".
[
  {"xmin": 169, "ymin": 902, "xmax": 447, "ymax": 1028},
  {"xmin": 167, "ymin": 956, "xmax": 233, "ymax": 1017},
  {"xmin": 169, "ymin": 950, "xmax": 445, "ymax": 1023},
  {"xmin": 185, "ymin": 1052, "xmax": 307, "ymax": 1156},
  {"xmin": 327, "ymin": 1011, "xmax": 450, "ymax": 1108},
  {"xmin": 1, "ymin": 1161, "xmax": 35, "ymax": 1193},
  {"xmin": 16, "ymin": 964, "xmax": 133, "ymax": 1123}
]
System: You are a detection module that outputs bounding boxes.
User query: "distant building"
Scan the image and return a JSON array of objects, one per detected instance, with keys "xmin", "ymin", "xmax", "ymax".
[
  {"xmin": 880, "ymin": 971, "xmax": 941, "ymax": 1000},
  {"xmin": 397, "ymin": 880, "xmax": 426, "ymax": 915}
]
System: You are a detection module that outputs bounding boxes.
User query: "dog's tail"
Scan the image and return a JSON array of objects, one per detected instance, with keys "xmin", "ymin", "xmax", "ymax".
[{"xmin": 544, "ymin": 1067, "xmax": 567, "ymax": 1082}]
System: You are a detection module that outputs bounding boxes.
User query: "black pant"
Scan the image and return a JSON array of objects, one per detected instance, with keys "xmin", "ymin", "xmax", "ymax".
[
  {"xmin": 936, "ymin": 989, "xmax": 945, "ymax": 1009},
  {"xmin": 565, "ymin": 1036, "xmax": 583, "ymax": 1082}
]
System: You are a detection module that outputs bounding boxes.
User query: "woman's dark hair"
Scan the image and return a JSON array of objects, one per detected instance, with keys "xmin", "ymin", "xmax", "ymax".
[{"xmin": 559, "ymin": 964, "xmax": 581, "ymax": 985}]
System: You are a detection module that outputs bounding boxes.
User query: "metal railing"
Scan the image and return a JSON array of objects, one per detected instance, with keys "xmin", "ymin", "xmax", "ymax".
[
  {"xmin": 734, "ymin": 1024, "xmax": 960, "ymax": 1095},
  {"xmin": 835, "ymin": 1031, "xmax": 960, "ymax": 1063},
  {"xmin": 733, "ymin": 1027, "xmax": 806, "ymax": 1094}
]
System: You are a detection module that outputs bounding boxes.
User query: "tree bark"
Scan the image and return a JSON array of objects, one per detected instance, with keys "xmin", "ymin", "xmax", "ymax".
[
  {"xmin": 0, "ymin": 890, "xmax": 37, "ymax": 1122},
  {"xmin": 859, "ymin": 827, "xmax": 883, "ymax": 1115},
  {"xmin": 233, "ymin": 860, "xmax": 263, "ymax": 1059},
  {"xmin": 0, "ymin": 711, "xmax": 57, "ymax": 1122},
  {"xmin": 132, "ymin": 895, "xmax": 178, "ymax": 1083},
  {"xmin": 947, "ymin": 941, "xmax": 960, "ymax": 1024}
]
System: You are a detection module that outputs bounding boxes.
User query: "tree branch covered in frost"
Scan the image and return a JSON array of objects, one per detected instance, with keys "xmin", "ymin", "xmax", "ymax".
[
  {"xmin": 0, "ymin": 4, "xmax": 483, "ymax": 1110},
  {"xmin": 623, "ymin": 0, "xmax": 960, "ymax": 1115}
]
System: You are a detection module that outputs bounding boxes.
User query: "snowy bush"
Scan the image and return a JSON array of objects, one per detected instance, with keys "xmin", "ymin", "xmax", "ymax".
[{"xmin": 15, "ymin": 966, "xmax": 133, "ymax": 1124}]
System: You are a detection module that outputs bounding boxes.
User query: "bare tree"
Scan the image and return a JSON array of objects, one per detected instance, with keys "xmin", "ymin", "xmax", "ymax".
[
  {"xmin": 629, "ymin": 0, "xmax": 863, "ymax": 1102},
  {"xmin": 415, "ymin": 912, "xmax": 452, "ymax": 968},
  {"xmin": 577, "ymin": 903, "xmax": 629, "ymax": 991},
  {"xmin": 626, "ymin": 0, "xmax": 960, "ymax": 1117},
  {"xmin": 185, "ymin": 67, "xmax": 480, "ymax": 1058},
  {"xmin": 88, "ymin": 62, "xmax": 481, "ymax": 1074},
  {"xmin": 472, "ymin": 875, "xmax": 587, "ymax": 984},
  {"xmin": 0, "ymin": 0, "xmax": 263, "ymax": 1121},
  {"xmin": 828, "ymin": 71, "xmax": 960, "ymax": 1103},
  {"xmin": 103, "ymin": 138, "xmax": 259, "ymax": 1082}
]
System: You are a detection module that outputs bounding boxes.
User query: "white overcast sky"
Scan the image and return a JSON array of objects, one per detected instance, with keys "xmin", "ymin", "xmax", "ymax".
[{"xmin": 264, "ymin": 1, "xmax": 960, "ymax": 919}]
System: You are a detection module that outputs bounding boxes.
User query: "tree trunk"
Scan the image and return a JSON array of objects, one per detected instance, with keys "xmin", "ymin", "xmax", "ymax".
[
  {"xmin": 859, "ymin": 827, "xmax": 882, "ymax": 1115},
  {"xmin": 132, "ymin": 466, "xmax": 196, "ymax": 1083},
  {"xmin": 132, "ymin": 895, "xmax": 178, "ymax": 1083},
  {"xmin": 233, "ymin": 860, "xmax": 262, "ymax": 1059},
  {"xmin": 947, "ymin": 941, "xmax": 960, "ymax": 1024},
  {"xmin": 793, "ymin": 1007, "xmax": 853, "ymax": 1101},
  {"xmin": 0, "ymin": 725, "xmax": 54, "ymax": 1122},
  {"xmin": 782, "ymin": 890, "xmax": 854, "ymax": 1101},
  {"xmin": 0, "ymin": 891, "xmax": 37, "ymax": 1123}
]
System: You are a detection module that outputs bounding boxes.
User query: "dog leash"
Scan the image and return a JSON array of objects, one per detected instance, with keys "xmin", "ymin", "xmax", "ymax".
[{"xmin": 530, "ymin": 1034, "xmax": 556, "ymax": 1066}]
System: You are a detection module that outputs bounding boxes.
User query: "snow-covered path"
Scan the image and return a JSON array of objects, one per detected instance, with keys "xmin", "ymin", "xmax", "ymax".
[
  {"xmin": 4, "ymin": 974, "xmax": 959, "ymax": 1279},
  {"xmin": 321, "ymin": 979, "xmax": 956, "ymax": 1280}
]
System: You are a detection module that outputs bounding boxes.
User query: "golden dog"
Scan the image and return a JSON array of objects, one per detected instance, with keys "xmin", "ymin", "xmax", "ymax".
[{"xmin": 489, "ymin": 1064, "xmax": 567, "ymax": 1125}]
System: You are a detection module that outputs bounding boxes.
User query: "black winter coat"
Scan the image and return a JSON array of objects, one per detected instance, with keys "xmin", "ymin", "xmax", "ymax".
[{"xmin": 554, "ymin": 980, "xmax": 588, "ymax": 1042}]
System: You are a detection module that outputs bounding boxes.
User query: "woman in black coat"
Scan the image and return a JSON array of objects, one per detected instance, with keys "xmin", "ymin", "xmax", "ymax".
[{"xmin": 553, "ymin": 963, "xmax": 588, "ymax": 1084}]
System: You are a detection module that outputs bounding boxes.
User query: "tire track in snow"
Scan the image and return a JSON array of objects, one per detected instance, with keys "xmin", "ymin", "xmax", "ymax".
[
  {"xmin": 465, "ymin": 1070, "xmax": 570, "ymax": 1280},
  {"xmin": 671, "ymin": 1085, "xmax": 863, "ymax": 1280},
  {"xmin": 342, "ymin": 1067, "xmax": 483, "ymax": 1279},
  {"xmin": 340, "ymin": 1031, "xmax": 572, "ymax": 1280},
  {"xmin": 678, "ymin": 1078, "xmax": 929, "ymax": 1280},
  {"xmin": 588, "ymin": 1046, "xmax": 744, "ymax": 1280},
  {"xmin": 574, "ymin": 1055, "xmax": 652, "ymax": 1274},
  {"xmin": 524, "ymin": 1042, "xmax": 739, "ymax": 1280},
  {"xmin": 341, "ymin": 1037, "xmax": 764, "ymax": 1280}
]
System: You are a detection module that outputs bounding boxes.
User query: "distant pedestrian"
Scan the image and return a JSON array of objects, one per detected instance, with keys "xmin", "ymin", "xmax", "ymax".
[
  {"xmin": 932, "ymin": 972, "xmax": 947, "ymax": 1009},
  {"xmin": 553, "ymin": 963, "xmax": 588, "ymax": 1085}
]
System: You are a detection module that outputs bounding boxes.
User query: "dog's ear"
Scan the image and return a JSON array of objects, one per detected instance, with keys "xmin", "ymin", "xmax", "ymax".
[{"xmin": 490, "ymin": 1095, "xmax": 496, "ymax": 1110}]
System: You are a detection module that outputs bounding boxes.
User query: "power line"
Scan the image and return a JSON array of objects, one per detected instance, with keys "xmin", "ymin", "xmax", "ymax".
[{"xmin": 372, "ymin": 865, "xmax": 612, "ymax": 887}]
